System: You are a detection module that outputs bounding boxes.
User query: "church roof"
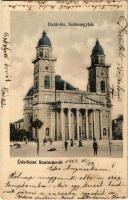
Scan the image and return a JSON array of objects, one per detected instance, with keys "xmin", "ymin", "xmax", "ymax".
[
  {"xmin": 37, "ymin": 31, "xmax": 52, "ymax": 47},
  {"xmin": 26, "ymin": 86, "xmax": 33, "ymax": 97},
  {"xmin": 91, "ymin": 39, "xmax": 104, "ymax": 56},
  {"xmin": 55, "ymin": 75, "xmax": 77, "ymax": 90}
]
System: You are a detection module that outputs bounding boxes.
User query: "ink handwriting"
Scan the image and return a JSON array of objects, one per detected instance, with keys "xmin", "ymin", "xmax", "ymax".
[
  {"xmin": 5, "ymin": 1, "xmax": 123, "ymax": 11},
  {"xmin": 2, "ymin": 159, "xmax": 126, "ymax": 199},
  {"xmin": 1, "ymin": 32, "xmax": 11, "ymax": 108}
]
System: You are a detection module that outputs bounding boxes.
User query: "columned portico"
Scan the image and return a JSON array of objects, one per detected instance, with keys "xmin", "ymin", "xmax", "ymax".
[{"xmin": 54, "ymin": 106, "xmax": 110, "ymax": 141}]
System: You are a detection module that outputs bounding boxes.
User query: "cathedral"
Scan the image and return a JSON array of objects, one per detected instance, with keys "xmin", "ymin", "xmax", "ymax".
[{"xmin": 23, "ymin": 31, "xmax": 112, "ymax": 144}]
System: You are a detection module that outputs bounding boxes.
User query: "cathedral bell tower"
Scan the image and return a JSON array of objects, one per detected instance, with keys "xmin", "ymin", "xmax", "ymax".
[
  {"xmin": 88, "ymin": 39, "xmax": 110, "ymax": 94},
  {"xmin": 32, "ymin": 31, "xmax": 56, "ymax": 102},
  {"xmin": 32, "ymin": 31, "xmax": 57, "ymax": 142}
]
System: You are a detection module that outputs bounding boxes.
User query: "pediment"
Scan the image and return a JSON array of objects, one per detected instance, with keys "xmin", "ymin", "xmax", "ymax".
[{"xmin": 63, "ymin": 94, "xmax": 106, "ymax": 106}]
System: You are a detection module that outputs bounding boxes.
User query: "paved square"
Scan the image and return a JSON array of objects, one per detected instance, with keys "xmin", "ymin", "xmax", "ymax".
[{"xmin": 10, "ymin": 140, "xmax": 123, "ymax": 158}]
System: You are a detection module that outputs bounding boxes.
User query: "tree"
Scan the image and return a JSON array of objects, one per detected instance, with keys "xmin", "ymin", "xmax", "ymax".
[
  {"xmin": 10, "ymin": 123, "xmax": 16, "ymax": 141},
  {"xmin": 32, "ymin": 119, "xmax": 43, "ymax": 155}
]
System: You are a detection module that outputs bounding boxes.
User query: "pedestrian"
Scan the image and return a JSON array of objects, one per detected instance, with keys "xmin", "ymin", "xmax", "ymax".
[
  {"xmin": 93, "ymin": 138, "xmax": 98, "ymax": 156},
  {"xmin": 79, "ymin": 138, "xmax": 83, "ymax": 147},
  {"xmin": 70, "ymin": 138, "xmax": 73, "ymax": 147},
  {"xmin": 25, "ymin": 137, "xmax": 28, "ymax": 144},
  {"xmin": 24, "ymin": 136, "xmax": 27, "ymax": 144},
  {"xmin": 64, "ymin": 140, "xmax": 68, "ymax": 151}
]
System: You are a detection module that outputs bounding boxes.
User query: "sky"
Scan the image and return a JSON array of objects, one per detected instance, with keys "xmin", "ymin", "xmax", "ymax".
[{"xmin": 10, "ymin": 11, "xmax": 124, "ymax": 122}]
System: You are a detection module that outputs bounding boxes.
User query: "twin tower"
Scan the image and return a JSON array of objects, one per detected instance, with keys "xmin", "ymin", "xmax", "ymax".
[{"xmin": 33, "ymin": 31, "xmax": 109, "ymax": 96}]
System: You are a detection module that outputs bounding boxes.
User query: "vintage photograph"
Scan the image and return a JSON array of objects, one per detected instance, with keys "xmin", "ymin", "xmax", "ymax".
[
  {"xmin": 10, "ymin": 11, "xmax": 124, "ymax": 157},
  {"xmin": 1, "ymin": 1, "xmax": 128, "ymax": 199}
]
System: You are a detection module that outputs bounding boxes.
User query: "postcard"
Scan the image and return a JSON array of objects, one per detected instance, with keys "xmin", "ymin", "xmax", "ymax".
[{"xmin": 0, "ymin": 0, "xmax": 128, "ymax": 199}]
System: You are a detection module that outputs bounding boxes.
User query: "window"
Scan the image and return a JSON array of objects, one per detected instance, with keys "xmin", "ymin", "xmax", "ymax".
[
  {"xmin": 45, "ymin": 128, "xmax": 49, "ymax": 136},
  {"xmin": 103, "ymin": 128, "xmax": 106, "ymax": 136},
  {"xmin": 39, "ymin": 50, "xmax": 43, "ymax": 57},
  {"xmin": 34, "ymin": 77, "xmax": 38, "ymax": 89},
  {"xmin": 44, "ymin": 75, "xmax": 50, "ymax": 89},
  {"xmin": 34, "ymin": 65, "xmax": 39, "ymax": 74},
  {"xmin": 45, "ymin": 66, "xmax": 49, "ymax": 70},
  {"xmin": 45, "ymin": 49, "xmax": 49, "ymax": 58},
  {"xmin": 101, "ymin": 80, "xmax": 105, "ymax": 93},
  {"xmin": 99, "ymin": 56, "xmax": 104, "ymax": 64}
]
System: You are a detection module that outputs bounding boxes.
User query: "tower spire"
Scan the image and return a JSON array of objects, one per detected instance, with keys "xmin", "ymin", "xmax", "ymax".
[{"xmin": 96, "ymin": 38, "xmax": 99, "ymax": 44}]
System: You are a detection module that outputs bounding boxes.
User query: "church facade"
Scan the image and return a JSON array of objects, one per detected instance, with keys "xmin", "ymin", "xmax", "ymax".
[{"xmin": 23, "ymin": 31, "xmax": 112, "ymax": 144}]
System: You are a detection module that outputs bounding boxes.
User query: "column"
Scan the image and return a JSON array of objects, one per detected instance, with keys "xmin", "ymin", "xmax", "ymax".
[
  {"xmin": 68, "ymin": 109, "xmax": 72, "ymax": 139},
  {"xmin": 76, "ymin": 109, "xmax": 80, "ymax": 140},
  {"xmin": 93, "ymin": 110, "xmax": 96, "ymax": 139},
  {"xmin": 57, "ymin": 111, "xmax": 60, "ymax": 140},
  {"xmin": 51, "ymin": 110, "xmax": 53, "ymax": 138},
  {"xmin": 51, "ymin": 111, "xmax": 55, "ymax": 140},
  {"xmin": 99, "ymin": 110, "xmax": 103, "ymax": 139},
  {"xmin": 85, "ymin": 109, "xmax": 89, "ymax": 139},
  {"xmin": 61, "ymin": 108, "xmax": 65, "ymax": 141}
]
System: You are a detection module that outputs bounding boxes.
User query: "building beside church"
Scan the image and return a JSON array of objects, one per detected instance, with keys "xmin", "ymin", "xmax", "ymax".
[{"xmin": 23, "ymin": 31, "xmax": 112, "ymax": 144}]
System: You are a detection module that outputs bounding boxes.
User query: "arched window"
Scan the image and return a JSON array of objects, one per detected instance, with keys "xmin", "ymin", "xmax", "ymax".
[
  {"xmin": 44, "ymin": 75, "xmax": 50, "ymax": 89},
  {"xmin": 101, "ymin": 80, "xmax": 105, "ymax": 93},
  {"xmin": 39, "ymin": 49, "xmax": 43, "ymax": 57},
  {"xmin": 34, "ymin": 77, "xmax": 38, "ymax": 90},
  {"xmin": 44, "ymin": 49, "xmax": 49, "ymax": 58}
]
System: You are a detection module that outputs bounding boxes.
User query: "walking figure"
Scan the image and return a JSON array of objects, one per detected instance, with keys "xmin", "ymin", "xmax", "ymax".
[
  {"xmin": 64, "ymin": 140, "xmax": 68, "ymax": 151},
  {"xmin": 24, "ymin": 136, "xmax": 28, "ymax": 144},
  {"xmin": 70, "ymin": 138, "xmax": 73, "ymax": 147},
  {"xmin": 79, "ymin": 138, "xmax": 83, "ymax": 147},
  {"xmin": 25, "ymin": 137, "xmax": 28, "ymax": 144},
  {"xmin": 93, "ymin": 138, "xmax": 98, "ymax": 156}
]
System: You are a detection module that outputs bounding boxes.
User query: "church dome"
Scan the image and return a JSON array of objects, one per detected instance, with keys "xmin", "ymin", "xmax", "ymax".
[
  {"xmin": 37, "ymin": 31, "xmax": 52, "ymax": 47},
  {"xmin": 55, "ymin": 75, "xmax": 76, "ymax": 90},
  {"xmin": 91, "ymin": 39, "xmax": 104, "ymax": 56}
]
